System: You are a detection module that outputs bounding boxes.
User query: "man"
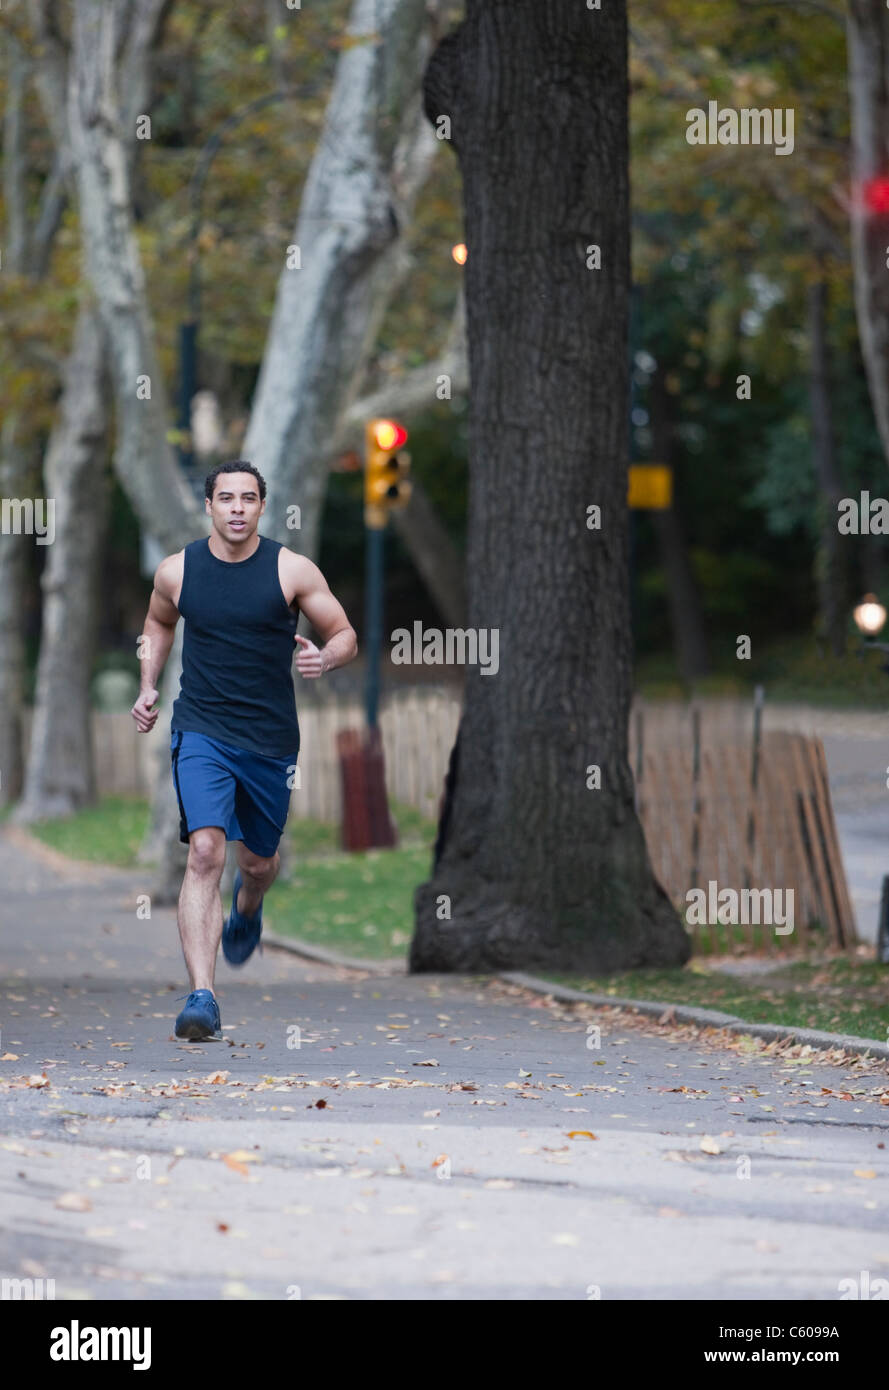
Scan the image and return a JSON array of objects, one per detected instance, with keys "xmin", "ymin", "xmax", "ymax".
[{"xmin": 131, "ymin": 461, "xmax": 357, "ymax": 1041}]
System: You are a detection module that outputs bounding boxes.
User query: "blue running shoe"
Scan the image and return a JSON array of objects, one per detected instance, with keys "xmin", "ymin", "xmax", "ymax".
[
  {"xmin": 174, "ymin": 989, "xmax": 222, "ymax": 1041},
  {"xmin": 222, "ymin": 868, "xmax": 264, "ymax": 966}
]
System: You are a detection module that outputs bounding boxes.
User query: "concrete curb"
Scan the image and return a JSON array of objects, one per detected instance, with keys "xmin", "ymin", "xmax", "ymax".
[
  {"xmin": 262, "ymin": 931, "xmax": 405, "ymax": 975},
  {"xmin": 499, "ymin": 970, "xmax": 889, "ymax": 1063}
]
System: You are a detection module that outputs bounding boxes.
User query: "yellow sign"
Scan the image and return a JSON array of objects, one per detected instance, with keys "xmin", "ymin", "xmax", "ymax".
[{"xmin": 628, "ymin": 464, "xmax": 672, "ymax": 509}]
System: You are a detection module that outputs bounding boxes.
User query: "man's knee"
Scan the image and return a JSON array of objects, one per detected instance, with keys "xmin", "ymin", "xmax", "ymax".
[
  {"xmin": 187, "ymin": 828, "xmax": 226, "ymax": 877},
  {"xmin": 238, "ymin": 845, "xmax": 279, "ymax": 881}
]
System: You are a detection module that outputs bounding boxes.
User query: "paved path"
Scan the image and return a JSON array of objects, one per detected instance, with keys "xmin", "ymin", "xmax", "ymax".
[{"xmin": 2, "ymin": 831, "xmax": 889, "ymax": 1301}]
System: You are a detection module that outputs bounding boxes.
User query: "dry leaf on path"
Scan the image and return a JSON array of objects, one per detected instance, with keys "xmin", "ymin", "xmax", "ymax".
[{"xmin": 55, "ymin": 1192, "xmax": 92, "ymax": 1212}]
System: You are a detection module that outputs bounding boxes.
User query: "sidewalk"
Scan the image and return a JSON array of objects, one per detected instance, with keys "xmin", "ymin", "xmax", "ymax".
[{"xmin": 2, "ymin": 828, "xmax": 889, "ymax": 1300}]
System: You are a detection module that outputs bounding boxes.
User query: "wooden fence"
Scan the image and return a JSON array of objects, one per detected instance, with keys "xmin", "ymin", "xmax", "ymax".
[{"xmin": 633, "ymin": 731, "xmax": 856, "ymax": 951}]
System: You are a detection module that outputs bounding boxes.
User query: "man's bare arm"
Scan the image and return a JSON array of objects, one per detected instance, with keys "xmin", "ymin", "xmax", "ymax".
[
  {"xmin": 131, "ymin": 556, "xmax": 181, "ymax": 732},
  {"xmin": 287, "ymin": 555, "xmax": 357, "ymax": 678}
]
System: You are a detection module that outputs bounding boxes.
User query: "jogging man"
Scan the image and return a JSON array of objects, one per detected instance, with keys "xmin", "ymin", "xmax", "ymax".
[{"xmin": 131, "ymin": 461, "xmax": 357, "ymax": 1041}]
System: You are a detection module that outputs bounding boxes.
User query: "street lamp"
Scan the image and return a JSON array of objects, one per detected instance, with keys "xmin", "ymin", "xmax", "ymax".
[
  {"xmin": 853, "ymin": 592, "xmax": 889, "ymax": 675},
  {"xmin": 853, "ymin": 593, "xmax": 888, "ymax": 640}
]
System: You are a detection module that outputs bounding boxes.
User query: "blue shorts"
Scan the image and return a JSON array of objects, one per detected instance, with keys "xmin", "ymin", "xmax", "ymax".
[{"xmin": 170, "ymin": 730, "xmax": 297, "ymax": 859}]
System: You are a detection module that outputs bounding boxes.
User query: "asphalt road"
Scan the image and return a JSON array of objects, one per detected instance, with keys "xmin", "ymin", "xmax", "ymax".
[{"xmin": 1, "ymin": 829, "xmax": 888, "ymax": 1301}]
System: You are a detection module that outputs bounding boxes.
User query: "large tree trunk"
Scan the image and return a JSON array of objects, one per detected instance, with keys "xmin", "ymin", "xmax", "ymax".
[
  {"xmin": 411, "ymin": 0, "xmax": 688, "ymax": 974},
  {"xmin": 19, "ymin": 0, "xmax": 170, "ymax": 821},
  {"xmin": 0, "ymin": 418, "xmax": 28, "ymax": 807},
  {"xmin": 649, "ymin": 368, "xmax": 709, "ymax": 684},
  {"xmin": 67, "ymin": 0, "xmax": 202, "ymax": 557},
  {"xmin": 846, "ymin": 0, "xmax": 889, "ymax": 468},
  {"xmin": 808, "ymin": 275, "xmax": 848, "ymax": 657},
  {"xmin": 0, "ymin": 34, "xmax": 33, "ymax": 806},
  {"xmin": 14, "ymin": 304, "xmax": 110, "ymax": 822}
]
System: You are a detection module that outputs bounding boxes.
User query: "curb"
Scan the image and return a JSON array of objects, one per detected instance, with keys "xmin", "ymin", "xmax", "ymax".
[
  {"xmin": 498, "ymin": 970, "xmax": 889, "ymax": 1063},
  {"xmin": 262, "ymin": 931, "xmax": 405, "ymax": 975}
]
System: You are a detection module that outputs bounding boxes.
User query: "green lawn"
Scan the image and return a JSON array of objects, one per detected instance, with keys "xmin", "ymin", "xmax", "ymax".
[
  {"xmin": 19, "ymin": 795, "xmax": 151, "ymax": 865},
  {"xmin": 545, "ymin": 956, "xmax": 889, "ymax": 1043}
]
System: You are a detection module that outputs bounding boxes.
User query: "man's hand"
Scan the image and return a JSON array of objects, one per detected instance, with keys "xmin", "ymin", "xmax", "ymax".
[
  {"xmin": 294, "ymin": 633, "xmax": 325, "ymax": 678},
  {"xmin": 132, "ymin": 688, "xmax": 160, "ymax": 732}
]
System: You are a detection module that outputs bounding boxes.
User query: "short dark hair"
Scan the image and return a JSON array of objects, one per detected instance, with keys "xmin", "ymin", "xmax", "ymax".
[{"xmin": 205, "ymin": 460, "xmax": 267, "ymax": 502}]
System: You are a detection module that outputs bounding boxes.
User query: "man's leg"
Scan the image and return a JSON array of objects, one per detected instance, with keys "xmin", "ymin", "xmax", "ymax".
[
  {"xmin": 178, "ymin": 825, "xmax": 227, "ymax": 991},
  {"xmin": 234, "ymin": 841, "xmax": 281, "ymax": 918}
]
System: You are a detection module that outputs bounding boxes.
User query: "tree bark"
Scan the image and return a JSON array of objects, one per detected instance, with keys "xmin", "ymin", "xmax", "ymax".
[
  {"xmin": 0, "ymin": 32, "xmax": 33, "ymax": 806},
  {"xmin": 67, "ymin": 0, "xmax": 203, "ymax": 556},
  {"xmin": 18, "ymin": 0, "xmax": 170, "ymax": 821},
  {"xmin": 807, "ymin": 275, "xmax": 848, "ymax": 657},
  {"xmin": 14, "ymin": 304, "xmax": 110, "ymax": 822},
  {"xmin": 411, "ymin": 0, "xmax": 688, "ymax": 974},
  {"xmin": 243, "ymin": 0, "xmax": 445, "ymax": 561},
  {"xmin": 0, "ymin": 417, "xmax": 28, "ymax": 806},
  {"xmin": 649, "ymin": 368, "xmax": 710, "ymax": 684},
  {"xmin": 846, "ymin": 0, "xmax": 889, "ymax": 468}
]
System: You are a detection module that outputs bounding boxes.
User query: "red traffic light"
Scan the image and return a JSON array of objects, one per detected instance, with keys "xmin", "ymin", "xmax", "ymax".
[
  {"xmin": 863, "ymin": 177, "xmax": 889, "ymax": 215},
  {"xmin": 371, "ymin": 419, "xmax": 408, "ymax": 451}
]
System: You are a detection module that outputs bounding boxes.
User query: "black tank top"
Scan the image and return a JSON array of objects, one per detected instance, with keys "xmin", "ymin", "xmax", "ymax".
[{"xmin": 171, "ymin": 535, "xmax": 300, "ymax": 759}]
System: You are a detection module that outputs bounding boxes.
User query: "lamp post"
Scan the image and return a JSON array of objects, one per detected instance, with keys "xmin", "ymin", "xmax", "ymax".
[{"xmin": 852, "ymin": 593, "xmax": 889, "ymax": 963}]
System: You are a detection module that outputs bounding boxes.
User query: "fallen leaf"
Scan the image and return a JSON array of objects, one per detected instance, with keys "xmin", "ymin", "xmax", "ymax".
[
  {"xmin": 854, "ymin": 1169, "xmax": 877, "ymax": 1180},
  {"xmin": 55, "ymin": 1192, "xmax": 92, "ymax": 1212},
  {"xmin": 27, "ymin": 1074, "xmax": 49, "ymax": 1088},
  {"xmin": 700, "ymin": 1135, "xmax": 721, "ymax": 1155},
  {"xmin": 566, "ymin": 1131, "xmax": 598, "ymax": 1141},
  {"xmin": 0, "ymin": 1052, "xmax": 20, "ymax": 1061}
]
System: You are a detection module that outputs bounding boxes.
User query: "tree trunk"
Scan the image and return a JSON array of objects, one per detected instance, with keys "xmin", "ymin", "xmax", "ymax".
[
  {"xmin": 14, "ymin": 304, "xmax": 110, "ymax": 822},
  {"xmin": 846, "ymin": 0, "xmax": 889, "ymax": 468},
  {"xmin": 0, "ymin": 34, "xmax": 33, "ymax": 806},
  {"xmin": 68, "ymin": 0, "xmax": 203, "ymax": 557},
  {"xmin": 411, "ymin": 0, "xmax": 688, "ymax": 974},
  {"xmin": 0, "ymin": 417, "xmax": 28, "ymax": 806},
  {"xmin": 137, "ymin": 623, "xmax": 188, "ymax": 903},
  {"xmin": 390, "ymin": 480, "xmax": 467, "ymax": 628},
  {"xmin": 807, "ymin": 275, "xmax": 848, "ymax": 657},
  {"xmin": 649, "ymin": 369, "xmax": 710, "ymax": 684},
  {"xmin": 243, "ymin": 0, "xmax": 444, "ymax": 560}
]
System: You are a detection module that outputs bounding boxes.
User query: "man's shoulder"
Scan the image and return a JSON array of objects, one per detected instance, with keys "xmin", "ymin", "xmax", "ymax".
[
  {"xmin": 277, "ymin": 544, "xmax": 317, "ymax": 581},
  {"xmin": 155, "ymin": 548, "xmax": 186, "ymax": 599}
]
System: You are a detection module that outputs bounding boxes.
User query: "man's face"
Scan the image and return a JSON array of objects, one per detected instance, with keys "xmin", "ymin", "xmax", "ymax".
[{"xmin": 206, "ymin": 473, "xmax": 265, "ymax": 542}]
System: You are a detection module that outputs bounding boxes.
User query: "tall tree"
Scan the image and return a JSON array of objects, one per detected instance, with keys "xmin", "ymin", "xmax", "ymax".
[
  {"xmin": 16, "ymin": 0, "xmax": 169, "ymax": 821},
  {"xmin": 412, "ymin": 0, "xmax": 689, "ymax": 973},
  {"xmin": 0, "ymin": 29, "xmax": 31, "ymax": 805},
  {"xmin": 846, "ymin": 0, "xmax": 889, "ymax": 471}
]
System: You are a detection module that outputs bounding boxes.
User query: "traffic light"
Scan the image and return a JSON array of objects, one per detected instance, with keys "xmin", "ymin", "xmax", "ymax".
[{"xmin": 364, "ymin": 418, "xmax": 411, "ymax": 528}]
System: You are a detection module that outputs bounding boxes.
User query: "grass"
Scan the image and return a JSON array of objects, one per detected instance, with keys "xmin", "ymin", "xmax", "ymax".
[
  {"xmin": 20, "ymin": 795, "xmax": 150, "ymax": 865},
  {"xmin": 545, "ymin": 955, "xmax": 889, "ymax": 1043}
]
